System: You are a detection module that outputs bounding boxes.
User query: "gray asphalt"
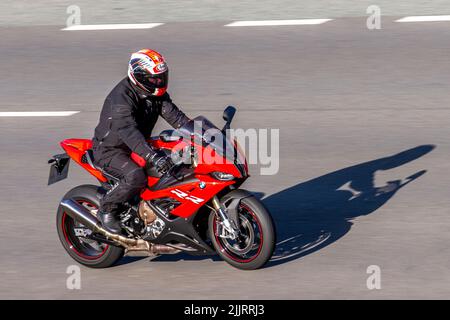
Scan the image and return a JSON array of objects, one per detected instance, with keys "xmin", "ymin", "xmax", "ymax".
[
  {"xmin": 2, "ymin": 1, "xmax": 450, "ymax": 26},
  {"xmin": 1, "ymin": 18, "xmax": 450, "ymax": 299}
]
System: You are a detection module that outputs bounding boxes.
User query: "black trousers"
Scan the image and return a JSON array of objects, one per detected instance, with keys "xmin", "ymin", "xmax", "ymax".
[{"xmin": 94, "ymin": 151, "xmax": 147, "ymax": 214}]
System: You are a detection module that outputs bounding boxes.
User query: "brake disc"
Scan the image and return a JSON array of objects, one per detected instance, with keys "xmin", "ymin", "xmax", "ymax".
[{"xmin": 223, "ymin": 215, "xmax": 255, "ymax": 255}]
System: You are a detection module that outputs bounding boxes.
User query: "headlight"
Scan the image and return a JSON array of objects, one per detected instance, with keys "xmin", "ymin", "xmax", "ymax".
[{"xmin": 210, "ymin": 171, "xmax": 235, "ymax": 181}]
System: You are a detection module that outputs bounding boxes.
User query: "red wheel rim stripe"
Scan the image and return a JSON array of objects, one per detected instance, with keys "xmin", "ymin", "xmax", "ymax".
[
  {"xmin": 61, "ymin": 200, "xmax": 108, "ymax": 260},
  {"xmin": 214, "ymin": 204, "xmax": 264, "ymax": 263}
]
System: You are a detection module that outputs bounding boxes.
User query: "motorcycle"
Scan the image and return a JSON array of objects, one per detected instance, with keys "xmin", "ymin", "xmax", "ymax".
[{"xmin": 49, "ymin": 106, "xmax": 275, "ymax": 270}]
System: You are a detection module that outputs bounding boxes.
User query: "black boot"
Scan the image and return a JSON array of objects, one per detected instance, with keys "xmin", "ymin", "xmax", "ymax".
[{"xmin": 97, "ymin": 210, "xmax": 122, "ymax": 234}]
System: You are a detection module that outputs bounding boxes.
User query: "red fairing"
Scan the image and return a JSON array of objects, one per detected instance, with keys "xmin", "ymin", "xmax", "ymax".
[
  {"xmin": 139, "ymin": 138, "xmax": 241, "ymax": 218},
  {"xmin": 62, "ymin": 134, "xmax": 247, "ymax": 219},
  {"xmin": 147, "ymin": 138, "xmax": 244, "ymax": 178},
  {"xmin": 60, "ymin": 139, "xmax": 107, "ymax": 183},
  {"xmin": 141, "ymin": 175, "xmax": 234, "ymax": 218}
]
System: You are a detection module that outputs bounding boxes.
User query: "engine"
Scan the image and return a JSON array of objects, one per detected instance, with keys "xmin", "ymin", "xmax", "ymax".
[{"xmin": 138, "ymin": 200, "xmax": 166, "ymax": 240}]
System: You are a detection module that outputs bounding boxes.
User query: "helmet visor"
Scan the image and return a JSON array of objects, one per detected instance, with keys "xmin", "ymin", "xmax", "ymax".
[{"xmin": 138, "ymin": 71, "xmax": 168, "ymax": 92}]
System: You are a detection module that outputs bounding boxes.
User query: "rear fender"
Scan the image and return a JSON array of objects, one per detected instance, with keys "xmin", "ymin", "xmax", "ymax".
[{"xmin": 48, "ymin": 153, "xmax": 70, "ymax": 185}]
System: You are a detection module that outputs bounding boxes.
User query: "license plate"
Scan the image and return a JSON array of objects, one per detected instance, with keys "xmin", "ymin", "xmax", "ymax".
[{"xmin": 48, "ymin": 153, "xmax": 70, "ymax": 185}]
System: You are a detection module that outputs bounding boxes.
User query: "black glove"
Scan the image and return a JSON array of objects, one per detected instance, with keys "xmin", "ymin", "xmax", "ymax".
[{"xmin": 149, "ymin": 151, "xmax": 175, "ymax": 175}]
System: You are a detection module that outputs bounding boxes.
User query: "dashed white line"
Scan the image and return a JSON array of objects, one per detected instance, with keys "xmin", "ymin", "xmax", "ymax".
[
  {"xmin": 396, "ymin": 15, "xmax": 450, "ymax": 23},
  {"xmin": 225, "ymin": 19, "xmax": 333, "ymax": 27},
  {"xmin": 0, "ymin": 111, "xmax": 80, "ymax": 117},
  {"xmin": 61, "ymin": 23, "xmax": 163, "ymax": 31}
]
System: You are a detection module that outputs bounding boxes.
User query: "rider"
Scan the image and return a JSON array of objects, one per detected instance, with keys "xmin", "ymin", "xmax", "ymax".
[{"xmin": 92, "ymin": 49, "xmax": 190, "ymax": 234}]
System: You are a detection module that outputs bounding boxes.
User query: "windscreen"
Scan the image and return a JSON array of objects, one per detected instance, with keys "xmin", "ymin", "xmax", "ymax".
[{"xmin": 175, "ymin": 116, "xmax": 237, "ymax": 163}]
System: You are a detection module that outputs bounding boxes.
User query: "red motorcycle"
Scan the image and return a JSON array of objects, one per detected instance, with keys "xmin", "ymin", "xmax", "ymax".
[{"xmin": 49, "ymin": 107, "xmax": 275, "ymax": 270}]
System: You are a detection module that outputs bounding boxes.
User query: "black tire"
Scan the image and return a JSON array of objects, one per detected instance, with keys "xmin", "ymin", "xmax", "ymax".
[
  {"xmin": 56, "ymin": 184, "xmax": 124, "ymax": 268},
  {"xmin": 208, "ymin": 191, "xmax": 276, "ymax": 270}
]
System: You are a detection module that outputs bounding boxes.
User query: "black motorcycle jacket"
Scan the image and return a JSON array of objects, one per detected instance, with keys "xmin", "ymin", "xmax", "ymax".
[{"xmin": 92, "ymin": 77, "xmax": 190, "ymax": 162}]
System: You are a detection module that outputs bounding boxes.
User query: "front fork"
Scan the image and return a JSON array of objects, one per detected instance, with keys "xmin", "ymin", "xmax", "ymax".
[
  {"xmin": 190, "ymin": 142, "xmax": 239, "ymax": 239},
  {"xmin": 211, "ymin": 196, "xmax": 240, "ymax": 240}
]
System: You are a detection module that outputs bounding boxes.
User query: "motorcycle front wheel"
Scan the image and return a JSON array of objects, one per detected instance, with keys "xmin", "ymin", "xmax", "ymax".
[{"xmin": 208, "ymin": 192, "xmax": 275, "ymax": 270}]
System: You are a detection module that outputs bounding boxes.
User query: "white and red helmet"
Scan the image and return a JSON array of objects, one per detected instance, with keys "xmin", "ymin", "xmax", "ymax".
[{"xmin": 128, "ymin": 49, "xmax": 168, "ymax": 96}]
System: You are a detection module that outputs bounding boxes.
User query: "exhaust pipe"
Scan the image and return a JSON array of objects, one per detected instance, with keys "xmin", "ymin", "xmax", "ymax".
[
  {"xmin": 60, "ymin": 199, "xmax": 102, "ymax": 232},
  {"xmin": 60, "ymin": 199, "xmax": 180, "ymax": 255}
]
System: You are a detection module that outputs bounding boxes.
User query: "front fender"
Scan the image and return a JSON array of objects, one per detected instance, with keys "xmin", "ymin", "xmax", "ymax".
[{"xmin": 219, "ymin": 189, "xmax": 254, "ymax": 226}]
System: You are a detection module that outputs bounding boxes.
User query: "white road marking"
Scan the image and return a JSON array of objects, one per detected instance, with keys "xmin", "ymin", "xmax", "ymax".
[
  {"xmin": 0, "ymin": 111, "xmax": 79, "ymax": 117},
  {"xmin": 225, "ymin": 19, "xmax": 333, "ymax": 27},
  {"xmin": 396, "ymin": 15, "xmax": 450, "ymax": 23},
  {"xmin": 61, "ymin": 23, "xmax": 163, "ymax": 31}
]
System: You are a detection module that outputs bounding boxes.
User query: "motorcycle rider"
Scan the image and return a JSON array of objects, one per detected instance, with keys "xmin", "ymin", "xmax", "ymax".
[{"xmin": 92, "ymin": 49, "xmax": 190, "ymax": 234}]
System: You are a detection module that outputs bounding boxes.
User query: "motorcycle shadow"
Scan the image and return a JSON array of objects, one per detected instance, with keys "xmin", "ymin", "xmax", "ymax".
[{"xmin": 264, "ymin": 144, "xmax": 435, "ymax": 268}]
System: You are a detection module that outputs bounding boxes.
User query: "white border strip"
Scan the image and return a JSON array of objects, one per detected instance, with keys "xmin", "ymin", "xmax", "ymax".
[
  {"xmin": 225, "ymin": 19, "xmax": 333, "ymax": 27},
  {"xmin": 0, "ymin": 111, "xmax": 80, "ymax": 117},
  {"xmin": 62, "ymin": 23, "xmax": 163, "ymax": 31},
  {"xmin": 396, "ymin": 15, "xmax": 450, "ymax": 23}
]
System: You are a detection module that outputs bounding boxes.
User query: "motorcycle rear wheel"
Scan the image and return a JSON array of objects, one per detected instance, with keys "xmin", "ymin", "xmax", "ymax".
[
  {"xmin": 56, "ymin": 184, "xmax": 124, "ymax": 268},
  {"xmin": 208, "ymin": 192, "xmax": 275, "ymax": 270}
]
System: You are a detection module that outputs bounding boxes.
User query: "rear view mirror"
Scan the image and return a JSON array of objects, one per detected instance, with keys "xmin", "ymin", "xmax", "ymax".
[{"xmin": 222, "ymin": 106, "xmax": 236, "ymax": 131}]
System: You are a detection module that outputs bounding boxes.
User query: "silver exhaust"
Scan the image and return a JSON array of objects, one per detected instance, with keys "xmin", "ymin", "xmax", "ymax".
[
  {"xmin": 60, "ymin": 199, "xmax": 102, "ymax": 232},
  {"xmin": 60, "ymin": 199, "xmax": 180, "ymax": 255}
]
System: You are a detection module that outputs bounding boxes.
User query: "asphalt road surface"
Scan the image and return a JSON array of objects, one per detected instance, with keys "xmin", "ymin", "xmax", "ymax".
[
  {"xmin": 3, "ymin": 1, "xmax": 450, "ymax": 26},
  {"xmin": 1, "ymin": 17, "xmax": 450, "ymax": 299}
]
